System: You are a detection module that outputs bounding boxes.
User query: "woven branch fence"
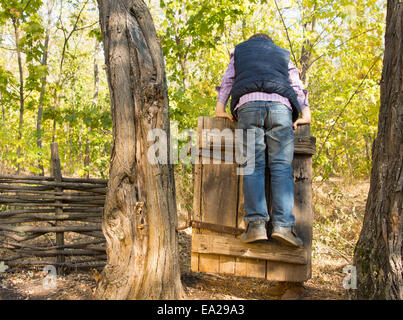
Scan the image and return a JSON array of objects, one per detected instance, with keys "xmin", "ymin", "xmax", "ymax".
[{"xmin": 0, "ymin": 143, "xmax": 107, "ymax": 272}]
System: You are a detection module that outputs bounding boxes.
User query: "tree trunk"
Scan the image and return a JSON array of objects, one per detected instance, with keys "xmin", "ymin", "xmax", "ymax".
[
  {"xmin": 37, "ymin": 1, "xmax": 54, "ymax": 176},
  {"xmin": 299, "ymin": 4, "xmax": 316, "ymax": 85},
  {"xmin": 68, "ymin": 123, "xmax": 72, "ymax": 173},
  {"xmin": 353, "ymin": 0, "xmax": 402, "ymax": 300},
  {"xmin": 1, "ymin": 92, "xmax": 4, "ymax": 122},
  {"xmin": 13, "ymin": 18, "xmax": 24, "ymax": 174},
  {"xmin": 95, "ymin": 0, "xmax": 183, "ymax": 299},
  {"xmin": 84, "ymin": 39, "xmax": 100, "ymax": 178}
]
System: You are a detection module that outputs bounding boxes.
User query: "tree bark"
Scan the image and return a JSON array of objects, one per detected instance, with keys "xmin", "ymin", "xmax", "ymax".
[
  {"xmin": 299, "ymin": 4, "xmax": 316, "ymax": 85},
  {"xmin": 13, "ymin": 17, "xmax": 24, "ymax": 174},
  {"xmin": 1, "ymin": 92, "xmax": 4, "ymax": 122},
  {"xmin": 95, "ymin": 0, "xmax": 183, "ymax": 299},
  {"xmin": 37, "ymin": 0, "xmax": 54, "ymax": 176},
  {"xmin": 84, "ymin": 39, "xmax": 100, "ymax": 178},
  {"xmin": 353, "ymin": 0, "xmax": 402, "ymax": 300}
]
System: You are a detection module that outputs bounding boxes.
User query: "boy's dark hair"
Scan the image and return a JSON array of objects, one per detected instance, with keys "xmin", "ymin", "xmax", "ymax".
[{"xmin": 248, "ymin": 33, "xmax": 273, "ymax": 42}]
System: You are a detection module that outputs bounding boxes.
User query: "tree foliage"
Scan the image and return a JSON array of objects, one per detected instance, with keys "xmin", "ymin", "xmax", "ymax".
[
  {"xmin": 0, "ymin": 0, "xmax": 111, "ymax": 177},
  {"xmin": 0, "ymin": 0, "xmax": 386, "ymax": 179}
]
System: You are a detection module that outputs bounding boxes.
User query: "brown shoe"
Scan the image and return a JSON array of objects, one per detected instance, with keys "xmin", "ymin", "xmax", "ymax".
[
  {"xmin": 271, "ymin": 226, "xmax": 303, "ymax": 248},
  {"xmin": 240, "ymin": 221, "xmax": 268, "ymax": 243}
]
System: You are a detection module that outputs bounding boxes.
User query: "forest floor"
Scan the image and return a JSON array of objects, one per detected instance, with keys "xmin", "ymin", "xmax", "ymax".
[{"xmin": 0, "ymin": 178, "xmax": 369, "ymax": 300}]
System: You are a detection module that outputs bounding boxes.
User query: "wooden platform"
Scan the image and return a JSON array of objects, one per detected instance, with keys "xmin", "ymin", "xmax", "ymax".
[{"xmin": 191, "ymin": 116, "xmax": 316, "ymax": 282}]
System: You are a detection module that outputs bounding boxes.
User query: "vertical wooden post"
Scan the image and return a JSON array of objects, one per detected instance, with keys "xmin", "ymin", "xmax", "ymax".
[{"xmin": 51, "ymin": 142, "xmax": 65, "ymax": 273}]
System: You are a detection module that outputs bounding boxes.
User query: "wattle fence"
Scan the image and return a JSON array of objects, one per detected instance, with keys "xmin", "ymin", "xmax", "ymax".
[{"xmin": 0, "ymin": 143, "xmax": 107, "ymax": 272}]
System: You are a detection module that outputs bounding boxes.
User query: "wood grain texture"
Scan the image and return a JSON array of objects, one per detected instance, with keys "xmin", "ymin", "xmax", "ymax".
[
  {"xmin": 192, "ymin": 233, "xmax": 307, "ymax": 264},
  {"xmin": 191, "ymin": 117, "xmax": 315, "ymax": 282},
  {"xmin": 200, "ymin": 117, "xmax": 238, "ymax": 274},
  {"xmin": 51, "ymin": 142, "xmax": 65, "ymax": 272},
  {"xmin": 353, "ymin": 0, "xmax": 402, "ymax": 300},
  {"xmin": 95, "ymin": 0, "xmax": 182, "ymax": 299}
]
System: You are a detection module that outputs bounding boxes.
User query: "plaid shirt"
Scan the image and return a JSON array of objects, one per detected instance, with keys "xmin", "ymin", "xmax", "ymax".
[{"xmin": 216, "ymin": 54, "xmax": 309, "ymax": 111}]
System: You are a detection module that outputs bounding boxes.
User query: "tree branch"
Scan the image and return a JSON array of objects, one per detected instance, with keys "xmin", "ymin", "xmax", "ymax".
[
  {"xmin": 308, "ymin": 28, "xmax": 377, "ymax": 69},
  {"xmin": 274, "ymin": 0, "xmax": 298, "ymax": 67},
  {"xmin": 315, "ymin": 54, "xmax": 382, "ymax": 161}
]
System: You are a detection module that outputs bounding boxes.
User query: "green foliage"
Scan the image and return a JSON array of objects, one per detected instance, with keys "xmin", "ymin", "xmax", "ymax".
[
  {"xmin": 151, "ymin": 0, "xmax": 385, "ymax": 178},
  {"xmin": 0, "ymin": 0, "xmax": 111, "ymax": 177},
  {"xmin": 156, "ymin": 0, "xmax": 252, "ymax": 130},
  {"xmin": 0, "ymin": 0, "xmax": 43, "ymax": 22},
  {"xmin": 0, "ymin": 0, "xmax": 386, "ymax": 180}
]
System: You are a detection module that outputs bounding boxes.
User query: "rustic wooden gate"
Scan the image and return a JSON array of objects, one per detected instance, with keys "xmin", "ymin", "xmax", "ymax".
[
  {"xmin": 0, "ymin": 143, "xmax": 106, "ymax": 272},
  {"xmin": 191, "ymin": 116, "xmax": 316, "ymax": 282}
]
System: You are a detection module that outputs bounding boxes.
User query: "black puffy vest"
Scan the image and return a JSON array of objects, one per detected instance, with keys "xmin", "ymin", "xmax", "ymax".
[{"xmin": 229, "ymin": 37, "xmax": 302, "ymax": 122}]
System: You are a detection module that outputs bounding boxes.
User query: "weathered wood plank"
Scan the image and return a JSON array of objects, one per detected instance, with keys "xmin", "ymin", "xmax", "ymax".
[
  {"xmin": 193, "ymin": 117, "xmax": 239, "ymax": 274},
  {"xmin": 200, "ymin": 117, "xmax": 239, "ymax": 227},
  {"xmin": 190, "ymin": 117, "xmax": 204, "ymax": 273},
  {"xmin": 234, "ymin": 257, "xmax": 267, "ymax": 279},
  {"xmin": 294, "ymin": 136, "xmax": 316, "ymax": 155},
  {"xmin": 193, "ymin": 116, "xmax": 204, "ymax": 222},
  {"xmin": 204, "ymin": 117, "xmax": 239, "ymax": 275},
  {"xmin": 190, "ymin": 252, "xmax": 199, "ymax": 272},
  {"xmin": 0, "ymin": 213, "xmax": 102, "ymax": 224},
  {"xmin": 191, "ymin": 118, "xmax": 314, "ymax": 282},
  {"xmin": 0, "ymin": 194, "xmax": 105, "ymax": 201},
  {"xmin": 267, "ymin": 261, "xmax": 310, "ymax": 282},
  {"xmin": 0, "ymin": 225, "xmax": 101, "ymax": 233},
  {"xmin": 235, "ymin": 257, "xmax": 248, "ymax": 277},
  {"xmin": 200, "ymin": 164, "xmax": 238, "ymax": 225},
  {"xmin": 198, "ymin": 253, "xmax": 220, "ymax": 274},
  {"xmin": 284, "ymin": 153, "xmax": 313, "ymax": 281},
  {"xmin": 0, "ymin": 179, "xmax": 107, "ymax": 189},
  {"xmin": 246, "ymin": 258, "xmax": 267, "ymax": 279},
  {"xmin": 192, "ymin": 233, "xmax": 307, "ymax": 264},
  {"xmin": 199, "ymin": 128, "xmax": 315, "ymax": 156},
  {"xmin": 237, "ymin": 172, "xmax": 247, "ymax": 231},
  {"xmin": 51, "ymin": 142, "xmax": 65, "ymax": 271},
  {"xmin": 0, "ymin": 175, "xmax": 107, "ymax": 184},
  {"xmin": 219, "ymin": 255, "xmax": 236, "ymax": 274}
]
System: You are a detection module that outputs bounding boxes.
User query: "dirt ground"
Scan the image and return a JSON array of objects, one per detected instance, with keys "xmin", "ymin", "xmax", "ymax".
[{"xmin": 0, "ymin": 179, "xmax": 368, "ymax": 300}]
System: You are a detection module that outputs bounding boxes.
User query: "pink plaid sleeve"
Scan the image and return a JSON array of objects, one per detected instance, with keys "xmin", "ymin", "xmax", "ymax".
[
  {"xmin": 216, "ymin": 54, "xmax": 235, "ymax": 105},
  {"xmin": 288, "ymin": 60, "xmax": 309, "ymax": 110}
]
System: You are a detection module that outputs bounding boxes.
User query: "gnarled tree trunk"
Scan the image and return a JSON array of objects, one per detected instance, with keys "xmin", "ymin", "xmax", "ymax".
[
  {"xmin": 95, "ymin": 0, "xmax": 183, "ymax": 299},
  {"xmin": 354, "ymin": 0, "xmax": 402, "ymax": 300}
]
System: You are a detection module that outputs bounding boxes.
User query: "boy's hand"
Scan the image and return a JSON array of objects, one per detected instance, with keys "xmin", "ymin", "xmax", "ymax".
[
  {"xmin": 215, "ymin": 101, "xmax": 234, "ymax": 122},
  {"xmin": 215, "ymin": 111, "xmax": 234, "ymax": 122},
  {"xmin": 293, "ymin": 107, "xmax": 311, "ymax": 130}
]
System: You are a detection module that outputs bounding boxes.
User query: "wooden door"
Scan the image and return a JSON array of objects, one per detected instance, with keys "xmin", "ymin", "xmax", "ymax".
[{"xmin": 191, "ymin": 116, "xmax": 316, "ymax": 282}]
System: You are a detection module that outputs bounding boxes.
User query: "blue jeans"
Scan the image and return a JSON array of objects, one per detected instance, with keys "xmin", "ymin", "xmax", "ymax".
[{"xmin": 237, "ymin": 101, "xmax": 295, "ymax": 227}]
